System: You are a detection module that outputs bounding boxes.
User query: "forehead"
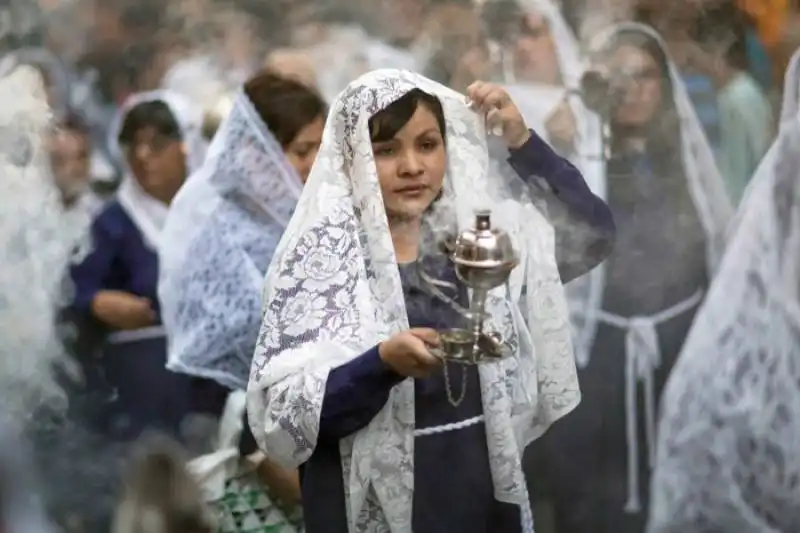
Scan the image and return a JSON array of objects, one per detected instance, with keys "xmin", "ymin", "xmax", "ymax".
[
  {"xmin": 292, "ymin": 117, "xmax": 324, "ymax": 142},
  {"xmin": 523, "ymin": 12, "xmax": 547, "ymax": 29},
  {"xmin": 609, "ymin": 43, "xmax": 659, "ymax": 71},
  {"xmin": 52, "ymin": 129, "xmax": 88, "ymax": 149}
]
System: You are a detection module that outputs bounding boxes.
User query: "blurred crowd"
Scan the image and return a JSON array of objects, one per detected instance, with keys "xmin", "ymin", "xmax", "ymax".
[
  {"xmin": 18, "ymin": 0, "xmax": 800, "ymax": 203},
  {"xmin": 0, "ymin": 0, "xmax": 798, "ymax": 533}
]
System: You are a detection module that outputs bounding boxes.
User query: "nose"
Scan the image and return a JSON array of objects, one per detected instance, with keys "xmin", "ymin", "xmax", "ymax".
[
  {"xmin": 134, "ymin": 143, "xmax": 153, "ymax": 163},
  {"xmin": 398, "ymin": 150, "xmax": 424, "ymax": 177}
]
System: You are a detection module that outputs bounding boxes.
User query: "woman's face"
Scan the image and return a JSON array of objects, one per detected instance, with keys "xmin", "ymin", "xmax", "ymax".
[
  {"xmin": 49, "ymin": 129, "xmax": 91, "ymax": 200},
  {"xmin": 372, "ymin": 104, "xmax": 447, "ymax": 220},
  {"xmin": 124, "ymin": 125, "xmax": 187, "ymax": 203},
  {"xmin": 609, "ymin": 43, "xmax": 664, "ymax": 127},
  {"xmin": 513, "ymin": 13, "xmax": 561, "ymax": 86},
  {"xmin": 285, "ymin": 115, "xmax": 324, "ymax": 183}
]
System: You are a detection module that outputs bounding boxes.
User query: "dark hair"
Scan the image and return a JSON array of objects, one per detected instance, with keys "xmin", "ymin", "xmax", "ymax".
[
  {"xmin": 691, "ymin": 2, "xmax": 749, "ymax": 72},
  {"xmin": 368, "ymin": 89, "xmax": 447, "ymax": 143},
  {"xmin": 243, "ymin": 71, "xmax": 327, "ymax": 147},
  {"xmin": 60, "ymin": 111, "xmax": 90, "ymax": 137},
  {"xmin": 118, "ymin": 100, "xmax": 182, "ymax": 146},
  {"xmin": 481, "ymin": 0, "xmax": 523, "ymax": 43}
]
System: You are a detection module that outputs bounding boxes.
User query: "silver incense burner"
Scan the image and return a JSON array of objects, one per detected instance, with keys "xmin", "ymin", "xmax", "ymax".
[{"xmin": 418, "ymin": 209, "xmax": 518, "ymax": 365}]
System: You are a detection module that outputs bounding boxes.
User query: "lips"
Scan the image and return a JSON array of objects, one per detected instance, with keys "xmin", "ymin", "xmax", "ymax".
[{"xmin": 395, "ymin": 184, "xmax": 429, "ymax": 195}]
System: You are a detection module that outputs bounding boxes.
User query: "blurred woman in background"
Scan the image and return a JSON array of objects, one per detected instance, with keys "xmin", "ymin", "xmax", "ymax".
[
  {"xmin": 159, "ymin": 71, "xmax": 326, "ymax": 533},
  {"xmin": 647, "ymin": 45, "xmax": 800, "ymax": 533},
  {"xmin": 528, "ymin": 23, "xmax": 732, "ymax": 533},
  {"xmin": 68, "ymin": 91, "xmax": 206, "ymax": 442}
]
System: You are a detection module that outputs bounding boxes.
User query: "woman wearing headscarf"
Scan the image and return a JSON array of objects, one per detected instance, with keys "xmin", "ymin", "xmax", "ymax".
[
  {"xmin": 159, "ymin": 72, "xmax": 326, "ymax": 533},
  {"xmin": 526, "ymin": 23, "xmax": 734, "ymax": 533},
  {"xmin": 68, "ymin": 91, "xmax": 206, "ymax": 441},
  {"xmin": 247, "ymin": 68, "xmax": 616, "ymax": 532},
  {"xmin": 646, "ymin": 47, "xmax": 800, "ymax": 533}
]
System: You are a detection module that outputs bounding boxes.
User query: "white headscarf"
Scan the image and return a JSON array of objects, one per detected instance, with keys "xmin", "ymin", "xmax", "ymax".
[
  {"xmin": 12, "ymin": 47, "xmax": 71, "ymax": 121},
  {"xmin": 646, "ymin": 47, "xmax": 800, "ymax": 533},
  {"xmin": 108, "ymin": 91, "xmax": 206, "ymax": 250},
  {"xmin": 500, "ymin": 0, "xmax": 604, "ymax": 187},
  {"xmin": 159, "ymin": 91, "xmax": 302, "ymax": 390},
  {"xmin": 247, "ymin": 69, "xmax": 579, "ymax": 531}
]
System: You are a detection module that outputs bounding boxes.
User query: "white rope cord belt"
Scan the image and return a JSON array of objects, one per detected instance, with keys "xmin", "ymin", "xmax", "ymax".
[
  {"xmin": 595, "ymin": 288, "xmax": 704, "ymax": 513},
  {"xmin": 413, "ymin": 415, "xmax": 484, "ymax": 437},
  {"xmin": 107, "ymin": 325, "xmax": 166, "ymax": 345},
  {"xmin": 413, "ymin": 414, "xmax": 536, "ymax": 533}
]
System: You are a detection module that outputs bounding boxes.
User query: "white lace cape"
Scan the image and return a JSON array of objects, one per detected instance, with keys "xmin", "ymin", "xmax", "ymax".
[
  {"xmin": 107, "ymin": 90, "xmax": 207, "ymax": 250},
  {"xmin": 247, "ymin": 68, "xmax": 580, "ymax": 532},
  {"xmin": 158, "ymin": 92, "xmax": 302, "ymax": 391},
  {"xmin": 646, "ymin": 47, "xmax": 800, "ymax": 533}
]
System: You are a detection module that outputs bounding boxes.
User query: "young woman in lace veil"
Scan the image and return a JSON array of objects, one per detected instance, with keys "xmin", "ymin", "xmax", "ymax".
[
  {"xmin": 247, "ymin": 68, "xmax": 615, "ymax": 532},
  {"xmin": 646, "ymin": 47, "xmax": 800, "ymax": 533},
  {"xmin": 159, "ymin": 72, "xmax": 326, "ymax": 533},
  {"xmin": 523, "ymin": 23, "xmax": 733, "ymax": 533}
]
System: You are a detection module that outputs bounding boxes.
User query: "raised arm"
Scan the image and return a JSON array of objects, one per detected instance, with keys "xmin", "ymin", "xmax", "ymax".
[
  {"xmin": 507, "ymin": 129, "xmax": 616, "ymax": 282},
  {"xmin": 466, "ymin": 81, "xmax": 616, "ymax": 283}
]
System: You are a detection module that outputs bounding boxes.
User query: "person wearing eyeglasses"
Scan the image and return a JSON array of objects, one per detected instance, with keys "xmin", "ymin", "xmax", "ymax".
[{"xmin": 67, "ymin": 92, "xmax": 206, "ymax": 442}]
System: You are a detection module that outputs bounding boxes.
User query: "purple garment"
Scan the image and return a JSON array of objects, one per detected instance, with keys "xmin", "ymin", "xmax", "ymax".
[
  {"xmin": 300, "ymin": 130, "xmax": 615, "ymax": 533},
  {"xmin": 68, "ymin": 201, "xmax": 190, "ymax": 441},
  {"xmin": 70, "ymin": 201, "xmax": 162, "ymax": 315}
]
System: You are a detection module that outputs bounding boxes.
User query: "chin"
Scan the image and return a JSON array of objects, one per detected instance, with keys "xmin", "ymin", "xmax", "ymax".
[{"xmin": 385, "ymin": 202, "xmax": 431, "ymax": 221}]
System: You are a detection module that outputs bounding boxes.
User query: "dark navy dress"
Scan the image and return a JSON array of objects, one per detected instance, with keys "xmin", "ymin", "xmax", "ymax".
[
  {"xmin": 529, "ymin": 149, "xmax": 708, "ymax": 533},
  {"xmin": 299, "ymin": 132, "xmax": 616, "ymax": 533},
  {"xmin": 69, "ymin": 200, "xmax": 191, "ymax": 441}
]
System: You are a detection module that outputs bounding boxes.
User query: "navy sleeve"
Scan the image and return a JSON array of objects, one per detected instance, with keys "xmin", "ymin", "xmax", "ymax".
[
  {"xmin": 318, "ymin": 345, "xmax": 406, "ymax": 442},
  {"xmin": 69, "ymin": 216, "xmax": 118, "ymax": 315},
  {"xmin": 507, "ymin": 129, "xmax": 616, "ymax": 283}
]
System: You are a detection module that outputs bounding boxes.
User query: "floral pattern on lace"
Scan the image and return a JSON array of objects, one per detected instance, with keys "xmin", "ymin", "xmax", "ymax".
[
  {"xmin": 648, "ymin": 101, "xmax": 800, "ymax": 531},
  {"xmin": 248, "ymin": 69, "xmax": 580, "ymax": 532},
  {"xmin": 159, "ymin": 92, "xmax": 302, "ymax": 390}
]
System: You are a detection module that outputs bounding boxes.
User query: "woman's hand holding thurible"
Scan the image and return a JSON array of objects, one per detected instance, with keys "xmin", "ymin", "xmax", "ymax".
[{"xmin": 379, "ymin": 328, "xmax": 442, "ymax": 378}]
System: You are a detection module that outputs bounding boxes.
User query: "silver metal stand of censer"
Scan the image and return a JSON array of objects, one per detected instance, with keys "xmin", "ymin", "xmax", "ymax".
[{"xmin": 417, "ymin": 209, "xmax": 518, "ymax": 405}]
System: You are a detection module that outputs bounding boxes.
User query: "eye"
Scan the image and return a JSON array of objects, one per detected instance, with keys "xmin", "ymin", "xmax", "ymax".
[
  {"xmin": 418, "ymin": 139, "xmax": 440, "ymax": 152},
  {"xmin": 373, "ymin": 145, "xmax": 395, "ymax": 157}
]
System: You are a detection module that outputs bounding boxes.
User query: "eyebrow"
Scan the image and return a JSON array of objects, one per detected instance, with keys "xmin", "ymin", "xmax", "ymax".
[{"xmin": 416, "ymin": 128, "xmax": 441, "ymax": 137}]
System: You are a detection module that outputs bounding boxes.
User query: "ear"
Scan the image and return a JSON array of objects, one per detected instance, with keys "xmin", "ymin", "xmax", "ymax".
[{"xmin": 180, "ymin": 142, "xmax": 187, "ymax": 157}]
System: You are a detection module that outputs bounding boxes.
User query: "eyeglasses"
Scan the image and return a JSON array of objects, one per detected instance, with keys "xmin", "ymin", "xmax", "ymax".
[{"xmin": 122, "ymin": 133, "xmax": 180, "ymax": 157}]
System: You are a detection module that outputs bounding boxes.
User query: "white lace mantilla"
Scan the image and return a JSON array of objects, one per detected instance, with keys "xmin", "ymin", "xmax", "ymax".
[
  {"xmin": 647, "ymin": 47, "xmax": 800, "ymax": 533},
  {"xmin": 159, "ymin": 91, "xmax": 302, "ymax": 390},
  {"xmin": 247, "ymin": 69, "xmax": 581, "ymax": 532}
]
